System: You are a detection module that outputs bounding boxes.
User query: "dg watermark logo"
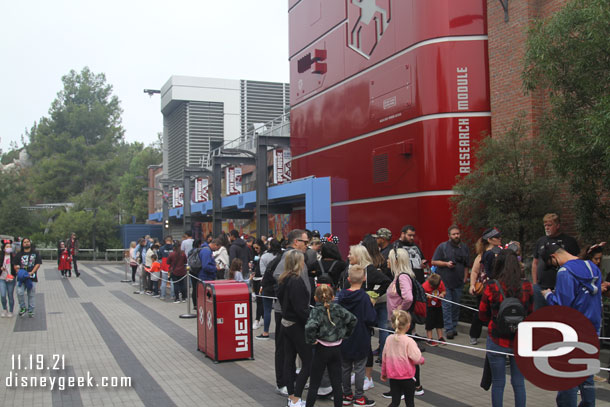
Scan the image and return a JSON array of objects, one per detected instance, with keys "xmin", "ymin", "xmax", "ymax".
[{"xmin": 514, "ymin": 305, "xmax": 600, "ymax": 391}]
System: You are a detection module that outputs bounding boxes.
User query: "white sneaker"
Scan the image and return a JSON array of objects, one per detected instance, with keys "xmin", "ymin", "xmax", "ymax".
[
  {"xmin": 276, "ymin": 386, "xmax": 288, "ymax": 396},
  {"xmin": 317, "ymin": 386, "xmax": 333, "ymax": 396},
  {"xmin": 287, "ymin": 398, "xmax": 304, "ymax": 407},
  {"xmin": 7, "ymin": 312, "xmax": 13, "ymax": 318},
  {"xmin": 1, "ymin": 310, "xmax": 7, "ymax": 317},
  {"xmin": 363, "ymin": 376, "xmax": 374, "ymax": 390},
  {"xmin": 351, "ymin": 372, "xmax": 355, "ymax": 385},
  {"xmin": 252, "ymin": 320, "xmax": 260, "ymax": 330}
]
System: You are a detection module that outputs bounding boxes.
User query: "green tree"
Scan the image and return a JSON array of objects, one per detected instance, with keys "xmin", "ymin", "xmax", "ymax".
[
  {"xmin": 117, "ymin": 142, "xmax": 162, "ymax": 224},
  {"xmin": 0, "ymin": 168, "xmax": 43, "ymax": 238},
  {"xmin": 523, "ymin": 0, "xmax": 610, "ymax": 241},
  {"xmin": 27, "ymin": 67, "xmax": 124, "ymax": 202},
  {"xmin": 451, "ymin": 119, "xmax": 560, "ymax": 253}
]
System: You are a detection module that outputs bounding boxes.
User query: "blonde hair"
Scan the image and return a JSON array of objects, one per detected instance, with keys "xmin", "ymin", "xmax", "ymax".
[
  {"xmin": 388, "ymin": 248, "xmax": 415, "ymax": 279},
  {"xmin": 315, "ymin": 284, "xmax": 336, "ymax": 326},
  {"xmin": 279, "ymin": 250, "xmax": 304, "ymax": 284},
  {"xmin": 391, "ymin": 309, "xmax": 411, "ymax": 334},
  {"xmin": 348, "ymin": 265, "xmax": 365, "ymax": 284},
  {"xmin": 130, "ymin": 241, "xmax": 137, "ymax": 249},
  {"xmin": 543, "ymin": 213, "xmax": 560, "ymax": 224},
  {"xmin": 349, "ymin": 245, "xmax": 373, "ymax": 268}
]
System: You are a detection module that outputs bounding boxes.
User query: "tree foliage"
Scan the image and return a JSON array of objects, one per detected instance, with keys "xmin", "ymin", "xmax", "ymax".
[
  {"xmin": 117, "ymin": 142, "xmax": 162, "ymax": 223},
  {"xmin": 27, "ymin": 67, "xmax": 124, "ymax": 202},
  {"xmin": 523, "ymin": 0, "xmax": 610, "ymax": 241},
  {"xmin": 451, "ymin": 118, "xmax": 560, "ymax": 253}
]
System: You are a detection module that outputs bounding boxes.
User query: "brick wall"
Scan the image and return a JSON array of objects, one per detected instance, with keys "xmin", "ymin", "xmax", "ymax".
[{"xmin": 487, "ymin": 0, "xmax": 569, "ymax": 138}]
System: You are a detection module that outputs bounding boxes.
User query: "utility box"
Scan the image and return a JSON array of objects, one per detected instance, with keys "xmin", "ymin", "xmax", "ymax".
[{"xmin": 197, "ymin": 281, "xmax": 253, "ymax": 362}]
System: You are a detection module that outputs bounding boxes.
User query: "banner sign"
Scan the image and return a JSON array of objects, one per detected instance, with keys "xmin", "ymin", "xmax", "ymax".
[
  {"xmin": 273, "ymin": 149, "xmax": 292, "ymax": 184},
  {"xmin": 172, "ymin": 187, "xmax": 184, "ymax": 208},
  {"xmin": 194, "ymin": 178, "xmax": 209, "ymax": 202},
  {"xmin": 226, "ymin": 167, "xmax": 242, "ymax": 195}
]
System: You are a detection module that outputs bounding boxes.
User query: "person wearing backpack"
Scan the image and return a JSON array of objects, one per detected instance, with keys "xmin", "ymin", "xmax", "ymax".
[
  {"xmin": 479, "ymin": 249, "xmax": 533, "ymax": 407},
  {"xmin": 540, "ymin": 241, "xmax": 602, "ymax": 407},
  {"xmin": 384, "ymin": 247, "xmax": 425, "ymax": 399}
]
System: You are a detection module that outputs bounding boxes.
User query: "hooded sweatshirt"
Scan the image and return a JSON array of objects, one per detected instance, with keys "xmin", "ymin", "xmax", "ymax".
[
  {"xmin": 198, "ymin": 242, "xmax": 218, "ymax": 281},
  {"xmin": 229, "ymin": 238, "xmax": 250, "ymax": 276},
  {"xmin": 545, "ymin": 259, "xmax": 602, "ymax": 333},
  {"xmin": 336, "ymin": 288, "xmax": 377, "ymax": 360}
]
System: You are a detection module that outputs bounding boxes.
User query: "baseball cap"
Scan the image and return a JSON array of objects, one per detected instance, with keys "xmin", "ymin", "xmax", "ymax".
[
  {"xmin": 539, "ymin": 240, "xmax": 562, "ymax": 263},
  {"xmin": 374, "ymin": 228, "xmax": 392, "ymax": 240}
]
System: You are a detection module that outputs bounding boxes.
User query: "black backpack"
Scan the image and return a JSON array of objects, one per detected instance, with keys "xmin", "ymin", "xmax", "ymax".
[
  {"xmin": 396, "ymin": 274, "xmax": 427, "ymax": 325},
  {"xmin": 493, "ymin": 280, "xmax": 526, "ymax": 337},
  {"xmin": 187, "ymin": 248, "xmax": 202, "ymax": 271}
]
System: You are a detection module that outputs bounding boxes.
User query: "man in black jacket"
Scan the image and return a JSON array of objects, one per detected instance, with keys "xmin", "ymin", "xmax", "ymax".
[
  {"xmin": 13, "ymin": 238, "xmax": 42, "ymax": 317},
  {"xmin": 66, "ymin": 232, "xmax": 80, "ymax": 277},
  {"xmin": 229, "ymin": 230, "xmax": 250, "ymax": 277}
]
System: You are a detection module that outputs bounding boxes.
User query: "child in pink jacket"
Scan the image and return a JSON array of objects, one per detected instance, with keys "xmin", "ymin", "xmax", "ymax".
[{"xmin": 381, "ymin": 310, "xmax": 425, "ymax": 407}]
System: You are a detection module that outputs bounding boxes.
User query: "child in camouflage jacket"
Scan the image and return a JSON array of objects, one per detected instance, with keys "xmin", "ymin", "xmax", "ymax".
[{"xmin": 304, "ymin": 284, "xmax": 357, "ymax": 407}]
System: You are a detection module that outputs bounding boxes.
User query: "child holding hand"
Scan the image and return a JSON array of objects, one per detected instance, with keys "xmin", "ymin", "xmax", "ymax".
[{"xmin": 381, "ymin": 310, "xmax": 425, "ymax": 407}]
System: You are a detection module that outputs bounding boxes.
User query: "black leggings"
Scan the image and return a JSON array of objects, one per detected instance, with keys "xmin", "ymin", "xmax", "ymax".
[
  {"xmin": 306, "ymin": 345, "xmax": 342, "ymax": 407},
  {"xmin": 131, "ymin": 265, "xmax": 138, "ymax": 282},
  {"xmin": 282, "ymin": 323, "xmax": 312, "ymax": 398},
  {"xmin": 275, "ymin": 311, "xmax": 285, "ymax": 388},
  {"xmin": 389, "ymin": 378, "xmax": 415, "ymax": 407},
  {"xmin": 470, "ymin": 295, "xmax": 483, "ymax": 339}
]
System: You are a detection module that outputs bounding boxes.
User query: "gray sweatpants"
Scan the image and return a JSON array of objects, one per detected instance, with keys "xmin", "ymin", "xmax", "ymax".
[{"xmin": 341, "ymin": 357, "xmax": 367, "ymax": 399}]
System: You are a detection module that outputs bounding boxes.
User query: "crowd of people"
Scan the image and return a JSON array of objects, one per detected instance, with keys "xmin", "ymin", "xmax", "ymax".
[
  {"xmin": 1, "ymin": 211, "xmax": 608, "ymax": 407},
  {"xmin": 121, "ymin": 212, "xmax": 608, "ymax": 407}
]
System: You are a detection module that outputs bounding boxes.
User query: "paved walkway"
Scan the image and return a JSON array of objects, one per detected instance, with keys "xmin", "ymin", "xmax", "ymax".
[{"xmin": 1, "ymin": 261, "xmax": 609, "ymax": 406}]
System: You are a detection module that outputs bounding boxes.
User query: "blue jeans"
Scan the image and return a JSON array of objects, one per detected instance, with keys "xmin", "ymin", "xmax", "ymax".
[
  {"xmin": 160, "ymin": 271, "xmax": 168, "ymax": 298},
  {"xmin": 532, "ymin": 284, "xmax": 548, "ymax": 311},
  {"xmin": 556, "ymin": 375, "xmax": 595, "ymax": 407},
  {"xmin": 442, "ymin": 286, "xmax": 463, "ymax": 333},
  {"xmin": 262, "ymin": 297, "xmax": 273, "ymax": 333},
  {"xmin": 375, "ymin": 301, "xmax": 388, "ymax": 359},
  {"xmin": 0, "ymin": 279, "xmax": 16, "ymax": 312},
  {"xmin": 487, "ymin": 336, "xmax": 526, "ymax": 407},
  {"xmin": 17, "ymin": 281, "xmax": 36, "ymax": 312}
]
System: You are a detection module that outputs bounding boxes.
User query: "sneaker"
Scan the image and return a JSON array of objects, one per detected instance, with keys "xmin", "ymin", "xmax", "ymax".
[
  {"xmin": 1, "ymin": 310, "xmax": 6, "ymax": 317},
  {"xmin": 594, "ymin": 375, "xmax": 606, "ymax": 383},
  {"xmin": 470, "ymin": 337, "xmax": 478, "ymax": 345},
  {"xmin": 287, "ymin": 398, "xmax": 304, "ymax": 407},
  {"xmin": 252, "ymin": 320, "xmax": 261, "ymax": 330},
  {"xmin": 28, "ymin": 312, "xmax": 34, "ymax": 318},
  {"xmin": 438, "ymin": 337, "xmax": 447, "ymax": 345},
  {"xmin": 7, "ymin": 312, "xmax": 13, "ymax": 318},
  {"xmin": 255, "ymin": 333, "xmax": 270, "ymax": 340},
  {"xmin": 174, "ymin": 300, "xmax": 181, "ymax": 304},
  {"xmin": 427, "ymin": 339, "xmax": 438, "ymax": 347},
  {"xmin": 446, "ymin": 331, "xmax": 455, "ymax": 339},
  {"xmin": 342, "ymin": 394, "xmax": 353, "ymax": 406},
  {"xmin": 363, "ymin": 376, "xmax": 374, "ymax": 390},
  {"xmin": 153, "ymin": 294, "xmax": 160, "ymax": 298},
  {"xmin": 414, "ymin": 386, "xmax": 424, "ymax": 396},
  {"xmin": 353, "ymin": 396, "xmax": 375, "ymax": 406},
  {"xmin": 181, "ymin": 300, "xmax": 186, "ymax": 303},
  {"xmin": 146, "ymin": 291, "xmax": 153, "ymax": 295},
  {"xmin": 132, "ymin": 283, "xmax": 138, "ymax": 286},
  {"xmin": 382, "ymin": 391, "xmax": 404, "ymax": 400},
  {"xmin": 350, "ymin": 373, "xmax": 355, "ymax": 385},
  {"xmin": 317, "ymin": 386, "xmax": 333, "ymax": 396},
  {"xmin": 276, "ymin": 386, "xmax": 288, "ymax": 396},
  {"xmin": 19, "ymin": 307, "xmax": 26, "ymax": 316},
  {"xmin": 160, "ymin": 297, "xmax": 165, "ymax": 300}
]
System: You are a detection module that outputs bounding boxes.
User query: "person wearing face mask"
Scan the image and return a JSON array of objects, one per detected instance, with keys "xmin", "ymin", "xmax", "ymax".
[
  {"xmin": 12, "ymin": 237, "xmax": 42, "ymax": 317},
  {"xmin": 0, "ymin": 239, "xmax": 16, "ymax": 317}
]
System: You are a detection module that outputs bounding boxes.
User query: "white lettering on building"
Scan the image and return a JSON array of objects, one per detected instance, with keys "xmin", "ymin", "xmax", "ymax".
[
  {"xmin": 457, "ymin": 67, "xmax": 469, "ymax": 110},
  {"xmin": 458, "ymin": 118, "xmax": 470, "ymax": 173}
]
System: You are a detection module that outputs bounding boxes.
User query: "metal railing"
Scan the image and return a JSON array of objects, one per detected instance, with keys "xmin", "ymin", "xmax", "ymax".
[
  {"xmin": 200, "ymin": 112, "xmax": 290, "ymax": 168},
  {"xmin": 37, "ymin": 248, "xmax": 127, "ymax": 262}
]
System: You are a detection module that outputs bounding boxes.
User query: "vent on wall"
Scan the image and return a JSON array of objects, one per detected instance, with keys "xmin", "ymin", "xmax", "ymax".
[{"xmin": 373, "ymin": 153, "xmax": 389, "ymax": 184}]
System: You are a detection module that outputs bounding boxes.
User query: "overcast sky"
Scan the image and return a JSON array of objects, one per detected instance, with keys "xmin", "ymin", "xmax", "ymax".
[{"xmin": 0, "ymin": 0, "xmax": 289, "ymax": 152}]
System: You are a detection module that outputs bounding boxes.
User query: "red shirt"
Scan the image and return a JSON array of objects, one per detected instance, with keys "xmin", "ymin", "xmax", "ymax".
[
  {"xmin": 422, "ymin": 280, "xmax": 446, "ymax": 307},
  {"xmin": 149, "ymin": 262, "xmax": 161, "ymax": 273},
  {"xmin": 479, "ymin": 280, "xmax": 533, "ymax": 348}
]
